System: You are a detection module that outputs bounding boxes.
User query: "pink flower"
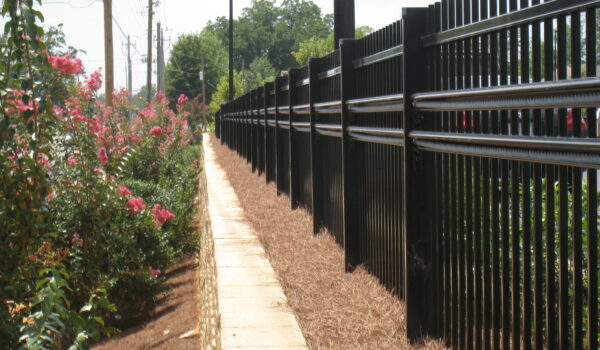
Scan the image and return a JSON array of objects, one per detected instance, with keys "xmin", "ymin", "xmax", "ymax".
[
  {"xmin": 148, "ymin": 266, "xmax": 161, "ymax": 279},
  {"xmin": 36, "ymin": 155, "xmax": 49, "ymax": 165},
  {"xmin": 149, "ymin": 126, "xmax": 162, "ymax": 137},
  {"xmin": 126, "ymin": 197, "xmax": 146, "ymax": 214},
  {"xmin": 177, "ymin": 94, "xmax": 189, "ymax": 105},
  {"xmin": 151, "ymin": 204, "xmax": 176, "ymax": 229},
  {"xmin": 67, "ymin": 155, "xmax": 77, "ymax": 166},
  {"xmin": 97, "ymin": 147, "xmax": 108, "ymax": 165},
  {"xmin": 85, "ymin": 69, "xmax": 103, "ymax": 91},
  {"xmin": 48, "ymin": 54, "xmax": 83, "ymax": 75},
  {"xmin": 9, "ymin": 242, "xmax": 14, "ymax": 249},
  {"xmin": 52, "ymin": 105, "xmax": 64, "ymax": 118},
  {"xmin": 118, "ymin": 185, "xmax": 131, "ymax": 196},
  {"xmin": 71, "ymin": 234, "xmax": 84, "ymax": 248},
  {"xmin": 46, "ymin": 192, "xmax": 55, "ymax": 201}
]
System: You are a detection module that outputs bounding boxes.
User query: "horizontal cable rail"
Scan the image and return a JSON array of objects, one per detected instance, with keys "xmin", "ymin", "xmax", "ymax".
[
  {"xmin": 421, "ymin": 0, "xmax": 600, "ymax": 47},
  {"xmin": 291, "ymin": 121, "xmax": 311, "ymax": 132},
  {"xmin": 348, "ymin": 126, "xmax": 405, "ymax": 146},
  {"xmin": 410, "ymin": 129, "xmax": 600, "ymax": 153},
  {"xmin": 414, "ymin": 139, "xmax": 600, "ymax": 168},
  {"xmin": 353, "ymin": 44, "xmax": 403, "ymax": 69},
  {"xmin": 413, "ymin": 77, "xmax": 600, "ymax": 111},
  {"xmin": 347, "ymin": 93, "xmax": 404, "ymax": 113}
]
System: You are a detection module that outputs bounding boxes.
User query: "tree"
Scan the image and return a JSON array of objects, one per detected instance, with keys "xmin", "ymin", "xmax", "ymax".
[
  {"xmin": 241, "ymin": 56, "xmax": 277, "ymax": 92},
  {"xmin": 165, "ymin": 31, "xmax": 227, "ymax": 105},
  {"xmin": 202, "ymin": 0, "xmax": 332, "ymax": 72},
  {"xmin": 291, "ymin": 26, "xmax": 374, "ymax": 66},
  {"xmin": 355, "ymin": 25, "xmax": 374, "ymax": 39},
  {"xmin": 210, "ymin": 70, "xmax": 247, "ymax": 111},
  {"xmin": 291, "ymin": 36, "xmax": 331, "ymax": 66}
]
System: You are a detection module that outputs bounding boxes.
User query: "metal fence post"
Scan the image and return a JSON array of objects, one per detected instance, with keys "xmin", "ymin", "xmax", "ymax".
[
  {"xmin": 257, "ymin": 89, "xmax": 263, "ymax": 174},
  {"xmin": 245, "ymin": 94, "xmax": 250, "ymax": 163},
  {"xmin": 251, "ymin": 90, "xmax": 257, "ymax": 172},
  {"xmin": 274, "ymin": 76, "xmax": 282, "ymax": 195},
  {"xmin": 401, "ymin": 7, "xmax": 433, "ymax": 342},
  {"xmin": 339, "ymin": 39, "xmax": 360, "ymax": 271},
  {"xmin": 264, "ymin": 82, "xmax": 274, "ymax": 184},
  {"xmin": 289, "ymin": 68, "xmax": 299, "ymax": 209},
  {"xmin": 220, "ymin": 103, "xmax": 225, "ymax": 145},
  {"xmin": 259, "ymin": 87, "xmax": 266, "ymax": 175},
  {"xmin": 308, "ymin": 58, "xmax": 322, "ymax": 234}
]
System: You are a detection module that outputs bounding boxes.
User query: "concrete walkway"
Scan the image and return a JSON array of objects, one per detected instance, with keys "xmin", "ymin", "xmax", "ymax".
[{"xmin": 203, "ymin": 136, "xmax": 308, "ymax": 350}]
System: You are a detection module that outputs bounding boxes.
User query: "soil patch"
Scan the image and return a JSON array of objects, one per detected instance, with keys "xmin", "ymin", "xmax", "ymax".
[
  {"xmin": 92, "ymin": 256, "xmax": 200, "ymax": 350},
  {"xmin": 209, "ymin": 135, "xmax": 443, "ymax": 350}
]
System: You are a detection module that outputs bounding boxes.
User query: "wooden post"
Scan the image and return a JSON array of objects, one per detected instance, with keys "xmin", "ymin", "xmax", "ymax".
[
  {"xmin": 103, "ymin": 0, "xmax": 114, "ymax": 107},
  {"xmin": 146, "ymin": 0, "xmax": 153, "ymax": 103},
  {"xmin": 127, "ymin": 35, "xmax": 132, "ymax": 94},
  {"xmin": 228, "ymin": 0, "xmax": 234, "ymax": 101},
  {"xmin": 201, "ymin": 56, "xmax": 207, "ymax": 105}
]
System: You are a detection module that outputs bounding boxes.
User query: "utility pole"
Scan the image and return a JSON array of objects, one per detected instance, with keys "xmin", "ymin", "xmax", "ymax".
[
  {"xmin": 146, "ymin": 0, "xmax": 153, "ymax": 103},
  {"xmin": 228, "ymin": 0, "xmax": 233, "ymax": 101},
  {"xmin": 103, "ymin": 0, "xmax": 114, "ymax": 107},
  {"xmin": 201, "ymin": 56, "xmax": 206, "ymax": 105},
  {"xmin": 127, "ymin": 35, "xmax": 132, "ymax": 94},
  {"xmin": 157, "ymin": 22, "xmax": 165, "ymax": 94}
]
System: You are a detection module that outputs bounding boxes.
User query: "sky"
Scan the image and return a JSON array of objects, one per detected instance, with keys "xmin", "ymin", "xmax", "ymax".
[{"xmin": 38, "ymin": 0, "xmax": 431, "ymax": 93}]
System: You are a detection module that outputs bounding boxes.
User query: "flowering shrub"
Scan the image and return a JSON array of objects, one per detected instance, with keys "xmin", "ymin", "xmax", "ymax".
[
  {"xmin": 47, "ymin": 54, "xmax": 83, "ymax": 75},
  {"xmin": 0, "ymin": 3, "xmax": 200, "ymax": 347}
]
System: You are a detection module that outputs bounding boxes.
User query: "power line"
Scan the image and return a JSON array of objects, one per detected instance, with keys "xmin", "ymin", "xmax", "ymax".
[{"xmin": 112, "ymin": 15, "xmax": 127, "ymax": 39}]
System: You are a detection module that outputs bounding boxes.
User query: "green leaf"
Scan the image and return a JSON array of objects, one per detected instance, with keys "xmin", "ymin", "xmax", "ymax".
[
  {"xmin": 35, "ymin": 277, "xmax": 51, "ymax": 290},
  {"xmin": 93, "ymin": 316, "xmax": 104, "ymax": 326}
]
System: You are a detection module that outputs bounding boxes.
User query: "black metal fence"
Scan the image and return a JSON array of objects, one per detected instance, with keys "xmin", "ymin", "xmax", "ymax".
[{"xmin": 216, "ymin": 1, "xmax": 599, "ymax": 349}]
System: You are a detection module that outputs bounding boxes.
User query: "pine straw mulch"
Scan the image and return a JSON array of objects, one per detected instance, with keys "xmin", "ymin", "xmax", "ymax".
[
  {"xmin": 209, "ymin": 134, "xmax": 444, "ymax": 350},
  {"xmin": 91, "ymin": 255, "xmax": 201, "ymax": 350}
]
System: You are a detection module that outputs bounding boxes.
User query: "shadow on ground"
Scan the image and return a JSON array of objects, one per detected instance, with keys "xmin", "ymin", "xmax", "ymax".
[{"xmin": 92, "ymin": 256, "xmax": 201, "ymax": 350}]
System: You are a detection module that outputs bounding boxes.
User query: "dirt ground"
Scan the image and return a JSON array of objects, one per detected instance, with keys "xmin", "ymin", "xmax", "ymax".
[
  {"xmin": 92, "ymin": 256, "xmax": 201, "ymax": 350},
  {"xmin": 210, "ymin": 135, "xmax": 444, "ymax": 350}
]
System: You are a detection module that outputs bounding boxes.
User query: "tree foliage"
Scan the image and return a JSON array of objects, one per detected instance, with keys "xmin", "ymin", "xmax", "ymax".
[
  {"xmin": 203, "ymin": 0, "xmax": 332, "ymax": 72},
  {"xmin": 209, "ymin": 70, "xmax": 247, "ymax": 111},
  {"xmin": 165, "ymin": 31, "xmax": 227, "ymax": 104},
  {"xmin": 242, "ymin": 56, "xmax": 277, "ymax": 92},
  {"xmin": 291, "ymin": 26, "xmax": 374, "ymax": 66}
]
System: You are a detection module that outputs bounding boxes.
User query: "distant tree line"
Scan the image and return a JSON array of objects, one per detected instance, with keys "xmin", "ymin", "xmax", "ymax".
[{"xmin": 164, "ymin": 0, "xmax": 340, "ymax": 110}]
